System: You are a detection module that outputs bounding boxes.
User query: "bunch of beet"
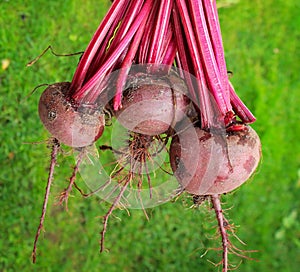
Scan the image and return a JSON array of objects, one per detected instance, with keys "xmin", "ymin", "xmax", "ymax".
[{"xmin": 31, "ymin": 0, "xmax": 261, "ymax": 271}]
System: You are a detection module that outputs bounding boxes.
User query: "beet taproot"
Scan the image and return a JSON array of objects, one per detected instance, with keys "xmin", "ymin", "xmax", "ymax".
[
  {"xmin": 114, "ymin": 73, "xmax": 190, "ymax": 136},
  {"xmin": 38, "ymin": 82, "xmax": 105, "ymax": 147},
  {"xmin": 170, "ymin": 125, "xmax": 261, "ymax": 195}
]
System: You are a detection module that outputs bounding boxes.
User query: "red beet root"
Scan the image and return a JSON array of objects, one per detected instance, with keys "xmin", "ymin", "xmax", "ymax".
[
  {"xmin": 170, "ymin": 125, "xmax": 261, "ymax": 195},
  {"xmin": 38, "ymin": 82, "xmax": 105, "ymax": 147},
  {"xmin": 114, "ymin": 73, "xmax": 190, "ymax": 136}
]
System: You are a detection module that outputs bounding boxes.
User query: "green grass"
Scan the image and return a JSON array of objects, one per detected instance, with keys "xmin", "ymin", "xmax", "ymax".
[{"xmin": 1, "ymin": 0, "xmax": 300, "ymax": 271}]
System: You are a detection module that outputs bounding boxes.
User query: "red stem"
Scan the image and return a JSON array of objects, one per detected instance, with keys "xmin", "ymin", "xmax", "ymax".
[
  {"xmin": 113, "ymin": 0, "xmax": 152, "ymax": 110},
  {"xmin": 172, "ymin": 8, "xmax": 198, "ymax": 104},
  {"xmin": 69, "ymin": 0, "xmax": 255, "ymax": 127},
  {"xmin": 202, "ymin": 0, "xmax": 255, "ymax": 124},
  {"xmin": 202, "ymin": 0, "xmax": 229, "ymax": 98},
  {"xmin": 161, "ymin": 36, "xmax": 177, "ymax": 66},
  {"xmin": 73, "ymin": 1, "xmax": 153, "ymax": 103},
  {"xmin": 70, "ymin": 0, "xmax": 129, "ymax": 93},
  {"xmin": 105, "ymin": 0, "xmax": 144, "ymax": 56},
  {"xmin": 146, "ymin": 0, "xmax": 173, "ymax": 63},
  {"xmin": 229, "ymin": 82, "xmax": 256, "ymax": 123},
  {"xmin": 174, "ymin": 1, "xmax": 215, "ymax": 128},
  {"xmin": 138, "ymin": 0, "xmax": 160, "ymax": 63},
  {"xmin": 159, "ymin": 23, "xmax": 174, "ymax": 62},
  {"xmin": 84, "ymin": 7, "xmax": 128, "ymax": 82},
  {"xmin": 189, "ymin": 0, "xmax": 232, "ymax": 115}
]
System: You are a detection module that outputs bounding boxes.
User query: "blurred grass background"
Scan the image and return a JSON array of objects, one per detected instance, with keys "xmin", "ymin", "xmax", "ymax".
[{"xmin": 0, "ymin": 0, "xmax": 299, "ymax": 271}]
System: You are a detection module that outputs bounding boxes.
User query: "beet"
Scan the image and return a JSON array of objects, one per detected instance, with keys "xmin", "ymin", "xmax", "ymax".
[
  {"xmin": 114, "ymin": 73, "xmax": 190, "ymax": 136},
  {"xmin": 32, "ymin": 1, "xmax": 262, "ymax": 269},
  {"xmin": 170, "ymin": 125, "xmax": 261, "ymax": 195},
  {"xmin": 38, "ymin": 82, "xmax": 105, "ymax": 147}
]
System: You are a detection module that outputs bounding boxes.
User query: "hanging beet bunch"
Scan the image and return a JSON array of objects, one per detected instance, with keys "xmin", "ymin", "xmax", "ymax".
[{"xmin": 32, "ymin": 0, "xmax": 261, "ymax": 271}]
